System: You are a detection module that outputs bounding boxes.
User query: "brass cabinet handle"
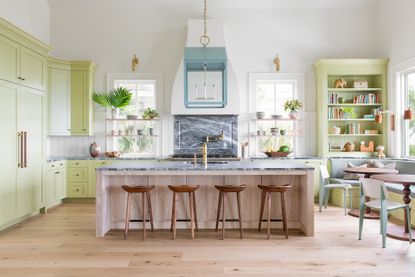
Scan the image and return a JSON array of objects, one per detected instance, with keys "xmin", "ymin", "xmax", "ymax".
[
  {"xmin": 17, "ymin": 132, "xmax": 22, "ymax": 168},
  {"xmin": 55, "ymin": 171, "xmax": 60, "ymax": 174},
  {"xmin": 76, "ymin": 189, "xmax": 79, "ymax": 192},
  {"xmin": 23, "ymin": 131, "xmax": 27, "ymax": 168},
  {"xmin": 21, "ymin": 77, "xmax": 25, "ymax": 81}
]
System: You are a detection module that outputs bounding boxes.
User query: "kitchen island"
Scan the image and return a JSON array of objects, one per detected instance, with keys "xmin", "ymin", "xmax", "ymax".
[{"xmin": 96, "ymin": 161, "xmax": 314, "ymax": 237}]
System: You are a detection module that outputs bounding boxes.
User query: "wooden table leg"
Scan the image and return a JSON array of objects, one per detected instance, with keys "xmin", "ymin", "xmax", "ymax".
[{"xmin": 386, "ymin": 184, "xmax": 414, "ymax": 241}]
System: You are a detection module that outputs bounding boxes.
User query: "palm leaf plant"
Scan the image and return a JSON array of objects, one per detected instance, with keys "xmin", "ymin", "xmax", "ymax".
[{"xmin": 92, "ymin": 87, "xmax": 133, "ymax": 118}]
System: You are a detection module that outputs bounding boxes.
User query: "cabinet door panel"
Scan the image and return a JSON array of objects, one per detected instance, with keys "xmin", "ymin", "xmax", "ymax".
[
  {"xmin": 0, "ymin": 35, "xmax": 19, "ymax": 83},
  {"xmin": 20, "ymin": 46, "xmax": 46, "ymax": 91},
  {"xmin": 17, "ymin": 89, "xmax": 43, "ymax": 215},
  {"xmin": 17, "ymin": 165, "xmax": 42, "ymax": 216},
  {"xmin": 49, "ymin": 68, "xmax": 71, "ymax": 135},
  {"xmin": 0, "ymin": 83, "xmax": 18, "ymax": 226},
  {"xmin": 17, "ymin": 90, "xmax": 43, "ymax": 167},
  {"xmin": 70, "ymin": 71, "xmax": 87, "ymax": 134},
  {"xmin": 54, "ymin": 170, "xmax": 64, "ymax": 200}
]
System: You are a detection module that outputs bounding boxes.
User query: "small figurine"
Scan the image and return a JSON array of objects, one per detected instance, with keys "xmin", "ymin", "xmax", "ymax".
[
  {"xmin": 273, "ymin": 54, "xmax": 280, "ymax": 71},
  {"xmin": 360, "ymin": 141, "xmax": 374, "ymax": 152},
  {"xmin": 334, "ymin": 78, "xmax": 347, "ymax": 88},
  {"xmin": 342, "ymin": 142, "xmax": 355, "ymax": 152},
  {"xmin": 132, "ymin": 54, "xmax": 139, "ymax": 71},
  {"xmin": 376, "ymin": 145, "xmax": 386, "ymax": 158}
]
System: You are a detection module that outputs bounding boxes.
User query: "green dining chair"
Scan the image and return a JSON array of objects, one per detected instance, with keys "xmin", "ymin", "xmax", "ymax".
[
  {"xmin": 358, "ymin": 178, "xmax": 412, "ymax": 248},
  {"xmin": 319, "ymin": 165, "xmax": 352, "ymax": 215}
]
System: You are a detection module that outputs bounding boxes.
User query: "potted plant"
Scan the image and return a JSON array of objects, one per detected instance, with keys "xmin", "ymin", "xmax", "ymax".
[
  {"xmin": 284, "ymin": 99, "xmax": 302, "ymax": 119},
  {"xmin": 92, "ymin": 87, "xmax": 132, "ymax": 119},
  {"xmin": 142, "ymin": 108, "xmax": 159, "ymax": 120}
]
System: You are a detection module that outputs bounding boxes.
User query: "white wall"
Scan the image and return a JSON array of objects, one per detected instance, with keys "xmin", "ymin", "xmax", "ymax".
[
  {"xmin": 377, "ymin": 0, "xmax": 415, "ymax": 157},
  {"xmin": 47, "ymin": 2, "xmax": 382, "ymax": 157},
  {"xmin": 0, "ymin": 0, "xmax": 50, "ymax": 43}
]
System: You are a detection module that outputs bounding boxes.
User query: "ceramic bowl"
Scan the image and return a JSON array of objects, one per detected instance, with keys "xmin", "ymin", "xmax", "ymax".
[
  {"xmin": 256, "ymin": 112, "xmax": 265, "ymax": 119},
  {"xmin": 271, "ymin": 114, "xmax": 283, "ymax": 120}
]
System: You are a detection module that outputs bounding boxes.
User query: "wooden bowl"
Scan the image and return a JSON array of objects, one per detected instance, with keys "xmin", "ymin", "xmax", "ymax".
[{"xmin": 264, "ymin": 151, "xmax": 291, "ymax": 157}]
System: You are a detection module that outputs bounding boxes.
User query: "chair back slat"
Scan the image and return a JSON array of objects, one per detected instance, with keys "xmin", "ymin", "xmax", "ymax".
[
  {"xmin": 359, "ymin": 178, "xmax": 389, "ymax": 199},
  {"xmin": 320, "ymin": 165, "xmax": 330, "ymax": 181}
]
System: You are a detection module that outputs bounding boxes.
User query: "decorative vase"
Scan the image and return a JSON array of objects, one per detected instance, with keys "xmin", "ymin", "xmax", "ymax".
[
  {"xmin": 111, "ymin": 108, "xmax": 119, "ymax": 119},
  {"xmin": 89, "ymin": 142, "xmax": 101, "ymax": 158},
  {"xmin": 288, "ymin": 110, "xmax": 298, "ymax": 119}
]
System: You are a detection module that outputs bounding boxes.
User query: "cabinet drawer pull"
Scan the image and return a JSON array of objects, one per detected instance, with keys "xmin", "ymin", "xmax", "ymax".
[
  {"xmin": 18, "ymin": 76, "xmax": 22, "ymax": 80},
  {"xmin": 60, "ymin": 163, "xmax": 63, "ymax": 166},
  {"xmin": 51, "ymin": 165, "xmax": 55, "ymax": 167},
  {"xmin": 76, "ymin": 174, "xmax": 79, "ymax": 176},
  {"xmin": 76, "ymin": 189, "xmax": 79, "ymax": 192},
  {"xmin": 55, "ymin": 171, "xmax": 60, "ymax": 174},
  {"xmin": 21, "ymin": 77, "xmax": 25, "ymax": 81}
]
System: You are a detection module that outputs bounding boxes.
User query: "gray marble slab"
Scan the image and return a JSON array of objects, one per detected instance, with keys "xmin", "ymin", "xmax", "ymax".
[
  {"xmin": 174, "ymin": 115, "xmax": 238, "ymax": 156},
  {"xmin": 96, "ymin": 160, "xmax": 314, "ymax": 171}
]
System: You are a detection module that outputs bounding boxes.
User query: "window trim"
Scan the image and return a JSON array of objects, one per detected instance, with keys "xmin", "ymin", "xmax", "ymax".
[
  {"xmin": 248, "ymin": 73, "xmax": 305, "ymax": 157},
  {"xmin": 106, "ymin": 73, "xmax": 163, "ymax": 157},
  {"xmin": 402, "ymin": 70, "xmax": 415, "ymax": 157}
]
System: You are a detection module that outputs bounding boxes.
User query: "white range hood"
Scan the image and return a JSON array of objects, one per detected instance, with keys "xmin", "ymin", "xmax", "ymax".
[{"xmin": 171, "ymin": 19, "xmax": 240, "ymax": 115}]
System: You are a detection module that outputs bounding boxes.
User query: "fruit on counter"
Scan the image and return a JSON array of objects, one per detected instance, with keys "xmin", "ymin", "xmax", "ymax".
[{"xmin": 279, "ymin": 145, "xmax": 290, "ymax": 152}]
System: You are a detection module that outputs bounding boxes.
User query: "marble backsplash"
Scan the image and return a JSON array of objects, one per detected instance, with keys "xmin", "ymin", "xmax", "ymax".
[{"xmin": 174, "ymin": 115, "xmax": 238, "ymax": 157}]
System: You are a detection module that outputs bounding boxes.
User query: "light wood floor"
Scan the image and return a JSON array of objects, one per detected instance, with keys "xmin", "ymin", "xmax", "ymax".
[{"xmin": 0, "ymin": 203, "xmax": 413, "ymax": 277}]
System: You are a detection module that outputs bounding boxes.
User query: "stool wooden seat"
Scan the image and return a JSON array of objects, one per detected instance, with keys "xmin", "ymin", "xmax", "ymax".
[
  {"xmin": 257, "ymin": 184, "xmax": 291, "ymax": 239},
  {"xmin": 215, "ymin": 184, "xmax": 247, "ymax": 239},
  {"xmin": 168, "ymin": 185, "xmax": 199, "ymax": 240},
  {"xmin": 121, "ymin": 185, "xmax": 155, "ymax": 240}
]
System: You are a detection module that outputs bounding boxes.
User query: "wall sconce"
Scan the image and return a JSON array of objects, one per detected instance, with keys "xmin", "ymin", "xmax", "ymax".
[
  {"xmin": 273, "ymin": 54, "xmax": 280, "ymax": 71},
  {"xmin": 404, "ymin": 108, "xmax": 413, "ymax": 120},
  {"xmin": 132, "ymin": 54, "xmax": 139, "ymax": 71}
]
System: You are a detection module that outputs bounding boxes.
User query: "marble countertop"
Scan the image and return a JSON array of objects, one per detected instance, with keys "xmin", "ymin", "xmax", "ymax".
[
  {"xmin": 46, "ymin": 156, "xmax": 161, "ymax": 162},
  {"xmin": 46, "ymin": 156, "xmax": 322, "ymax": 163},
  {"xmin": 96, "ymin": 160, "xmax": 314, "ymax": 172}
]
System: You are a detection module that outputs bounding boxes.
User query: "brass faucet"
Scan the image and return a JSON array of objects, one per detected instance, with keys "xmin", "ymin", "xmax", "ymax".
[{"xmin": 202, "ymin": 142, "xmax": 208, "ymax": 166}]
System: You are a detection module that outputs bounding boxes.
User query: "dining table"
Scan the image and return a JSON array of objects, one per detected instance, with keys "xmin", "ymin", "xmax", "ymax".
[
  {"xmin": 343, "ymin": 167, "xmax": 399, "ymax": 219},
  {"xmin": 371, "ymin": 174, "xmax": 415, "ymax": 241}
]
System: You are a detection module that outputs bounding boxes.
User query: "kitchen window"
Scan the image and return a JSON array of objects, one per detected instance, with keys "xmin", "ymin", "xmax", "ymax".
[
  {"xmin": 248, "ymin": 73, "xmax": 304, "ymax": 157},
  {"xmin": 403, "ymin": 71, "xmax": 415, "ymax": 157},
  {"xmin": 106, "ymin": 73, "xmax": 163, "ymax": 157}
]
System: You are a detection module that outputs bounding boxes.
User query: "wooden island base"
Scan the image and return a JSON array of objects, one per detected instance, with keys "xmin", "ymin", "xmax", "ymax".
[{"xmin": 96, "ymin": 166, "xmax": 314, "ymax": 237}]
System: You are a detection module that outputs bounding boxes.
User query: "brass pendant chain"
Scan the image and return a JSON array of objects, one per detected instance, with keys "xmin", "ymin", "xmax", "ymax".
[{"xmin": 200, "ymin": 0, "xmax": 210, "ymax": 47}]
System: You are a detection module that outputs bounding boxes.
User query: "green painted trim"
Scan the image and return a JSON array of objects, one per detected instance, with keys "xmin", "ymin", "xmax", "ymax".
[{"xmin": 0, "ymin": 17, "xmax": 52, "ymax": 54}]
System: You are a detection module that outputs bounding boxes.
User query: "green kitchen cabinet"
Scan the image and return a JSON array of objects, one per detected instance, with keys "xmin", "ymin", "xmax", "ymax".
[
  {"xmin": 67, "ymin": 160, "xmax": 90, "ymax": 198},
  {"xmin": 48, "ymin": 58, "xmax": 71, "ymax": 135},
  {"xmin": 89, "ymin": 160, "xmax": 115, "ymax": 197},
  {"xmin": 44, "ymin": 161, "xmax": 66, "ymax": 209},
  {"xmin": 70, "ymin": 61, "xmax": 96, "ymax": 136},
  {"xmin": 0, "ymin": 18, "xmax": 50, "ymax": 91},
  {"xmin": 0, "ymin": 34, "xmax": 19, "ymax": 82},
  {"xmin": 19, "ymin": 45, "xmax": 47, "ymax": 91},
  {"xmin": 0, "ymin": 82, "xmax": 44, "ymax": 228},
  {"xmin": 47, "ymin": 58, "xmax": 96, "ymax": 136},
  {"xmin": 16, "ymin": 88, "xmax": 43, "ymax": 216},
  {"xmin": 0, "ymin": 81, "xmax": 18, "ymax": 227}
]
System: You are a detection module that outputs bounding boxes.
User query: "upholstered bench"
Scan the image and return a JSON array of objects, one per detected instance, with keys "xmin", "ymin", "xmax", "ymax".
[{"xmin": 327, "ymin": 158, "xmax": 415, "ymax": 216}]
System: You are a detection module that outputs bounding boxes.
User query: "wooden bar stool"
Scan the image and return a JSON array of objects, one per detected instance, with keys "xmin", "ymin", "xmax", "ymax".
[
  {"xmin": 122, "ymin": 185, "xmax": 155, "ymax": 240},
  {"xmin": 168, "ymin": 185, "xmax": 199, "ymax": 240},
  {"xmin": 258, "ymin": 184, "xmax": 291, "ymax": 239},
  {"xmin": 215, "ymin": 184, "xmax": 247, "ymax": 239}
]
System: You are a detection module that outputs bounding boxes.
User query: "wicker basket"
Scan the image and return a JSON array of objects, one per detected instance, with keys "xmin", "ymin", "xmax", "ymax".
[{"xmin": 264, "ymin": 151, "xmax": 291, "ymax": 158}]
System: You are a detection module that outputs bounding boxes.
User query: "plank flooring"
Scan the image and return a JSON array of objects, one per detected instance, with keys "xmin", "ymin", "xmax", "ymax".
[{"xmin": 0, "ymin": 203, "xmax": 413, "ymax": 276}]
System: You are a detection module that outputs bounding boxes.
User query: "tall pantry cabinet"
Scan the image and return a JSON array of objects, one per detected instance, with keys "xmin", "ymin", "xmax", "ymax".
[{"xmin": 0, "ymin": 18, "xmax": 51, "ymax": 228}]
